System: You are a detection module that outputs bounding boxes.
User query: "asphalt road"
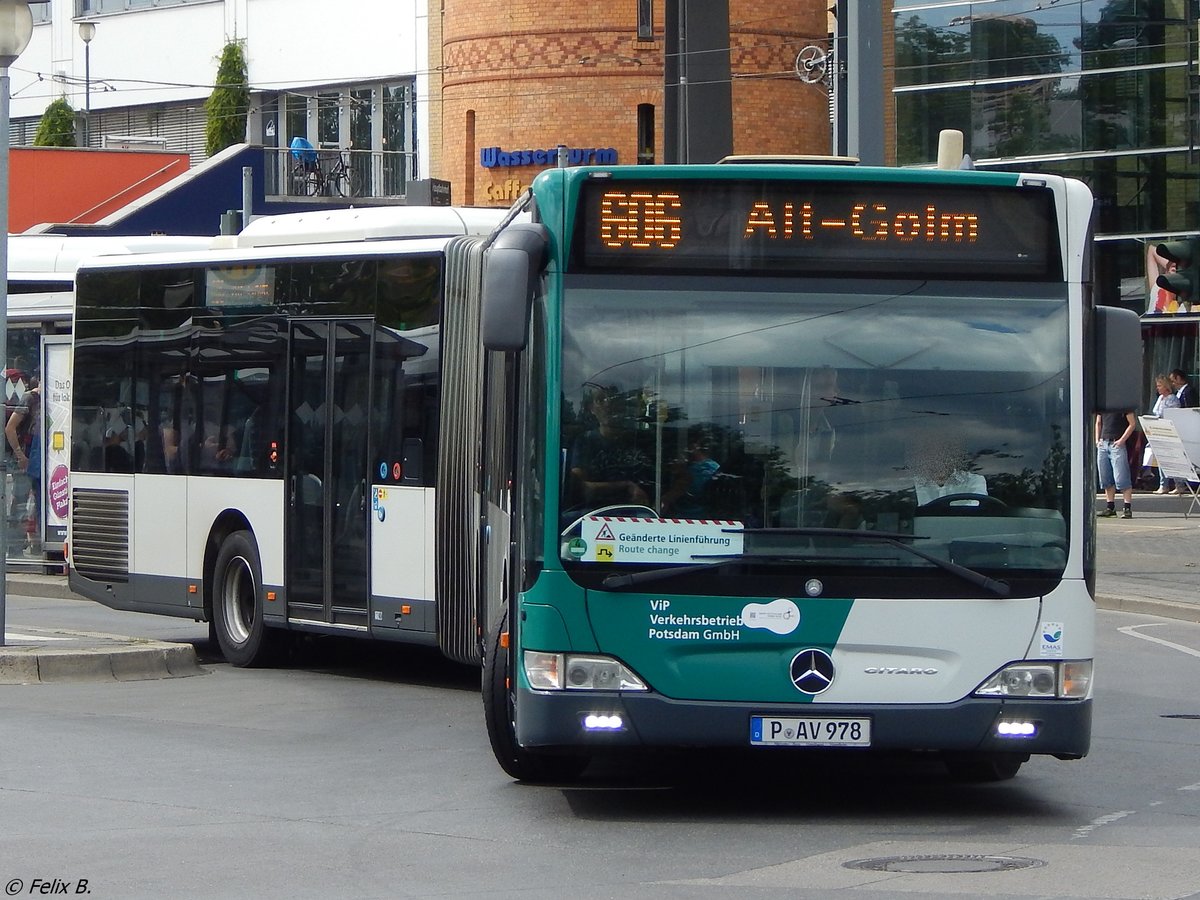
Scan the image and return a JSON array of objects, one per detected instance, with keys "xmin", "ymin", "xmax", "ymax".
[{"xmin": 0, "ymin": 604, "xmax": 1198, "ymax": 899}]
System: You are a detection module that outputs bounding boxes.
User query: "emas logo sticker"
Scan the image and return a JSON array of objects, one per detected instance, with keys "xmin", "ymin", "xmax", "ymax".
[
  {"xmin": 742, "ymin": 598, "xmax": 801, "ymax": 635},
  {"xmin": 1040, "ymin": 621, "xmax": 1064, "ymax": 659}
]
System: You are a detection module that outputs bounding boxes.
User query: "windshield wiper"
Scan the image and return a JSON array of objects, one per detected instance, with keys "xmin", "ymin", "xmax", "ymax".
[
  {"xmin": 601, "ymin": 527, "xmax": 1010, "ymax": 596},
  {"xmin": 743, "ymin": 527, "xmax": 1009, "ymax": 596}
]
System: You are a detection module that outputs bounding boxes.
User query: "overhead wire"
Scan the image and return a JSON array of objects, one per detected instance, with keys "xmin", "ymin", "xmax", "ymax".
[
  {"xmin": 12, "ymin": 3, "xmax": 1197, "ymax": 132},
  {"xmin": 9, "ymin": 13, "xmax": 831, "ymax": 110}
]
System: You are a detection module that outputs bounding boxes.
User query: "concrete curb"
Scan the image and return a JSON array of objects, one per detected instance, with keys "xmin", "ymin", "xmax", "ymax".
[
  {"xmin": 1096, "ymin": 594, "xmax": 1200, "ymax": 624},
  {"xmin": 0, "ymin": 629, "xmax": 205, "ymax": 684},
  {"xmin": 5, "ymin": 573, "xmax": 74, "ymax": 600}
]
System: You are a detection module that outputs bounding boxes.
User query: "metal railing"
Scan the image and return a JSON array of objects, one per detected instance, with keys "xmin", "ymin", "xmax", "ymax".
[{"xmin": 266, "ymin": 147, "xmax": 418, "ymax": 200}]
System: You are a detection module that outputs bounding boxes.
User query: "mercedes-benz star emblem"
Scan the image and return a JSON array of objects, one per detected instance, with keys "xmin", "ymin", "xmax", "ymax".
[{"xmin": 790, "ymin": 648, "xmax": 835, "ymax": 695}]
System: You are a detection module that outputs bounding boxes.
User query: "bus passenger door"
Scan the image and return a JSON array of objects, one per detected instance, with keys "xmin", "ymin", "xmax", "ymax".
[{"xmin": 285, "ymin": 319, "xmax": 372, "ymax": 628}]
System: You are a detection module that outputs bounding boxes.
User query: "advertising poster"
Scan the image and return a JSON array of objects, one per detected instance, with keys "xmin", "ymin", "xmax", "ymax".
[
  {"xmin": 1139, "ymin": 415, "xmax": 1198, "ymax": 484},
  {"xmin": 41, "ymin": 337, "xmax": 72, "ymax": 550},
  {"xmin": 1146, "ymin": 240, "xmax": 1190, "ymax": 315}
]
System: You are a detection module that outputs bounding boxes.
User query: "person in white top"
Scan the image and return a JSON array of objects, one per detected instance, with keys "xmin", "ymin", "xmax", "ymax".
[{"xmin": 1148, "ymin": 374, "xmax": 1182, "ymax": 493}]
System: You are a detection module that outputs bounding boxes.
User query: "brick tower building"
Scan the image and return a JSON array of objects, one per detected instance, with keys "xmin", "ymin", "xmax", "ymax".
[{"xmin": 433, "ymin": 2, "xmax": 831, "ymax": 206}]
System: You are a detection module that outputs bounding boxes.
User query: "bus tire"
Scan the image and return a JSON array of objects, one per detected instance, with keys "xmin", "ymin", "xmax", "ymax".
[
  {"xmin": 212, "ymin": 530, "xmax": 277, "ymax": 668},
  {"xmin": 943, "ymin": 751, "xmax": 1028, "ymax": 782},
  {"xmin": 482, "ymin": 605, "xmax": 588, "ymax": 783}
]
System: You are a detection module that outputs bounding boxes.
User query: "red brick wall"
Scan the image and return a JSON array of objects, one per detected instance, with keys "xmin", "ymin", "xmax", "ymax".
[
  {"xmin": 437, "ymin": 2, "xmax": 831, "ymax": 206},
  {"xmin": 729, "ymin": 3, "xmax": 829, "ymax": 157}
]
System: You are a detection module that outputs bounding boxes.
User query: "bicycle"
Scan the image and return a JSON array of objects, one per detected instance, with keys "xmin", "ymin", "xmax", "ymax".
[
  {"xmin": 288, "ymin": 144, "xmax": 357, "ymax": 198},
  {"xmin": 321, "ymin": 150, "xmax": 357, "ymax": 197}
]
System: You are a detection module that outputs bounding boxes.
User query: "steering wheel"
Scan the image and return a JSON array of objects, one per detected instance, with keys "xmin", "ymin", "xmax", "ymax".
[{"xmin": 919, "ymin": 492, "xmax": 1009, "ymax": 514}]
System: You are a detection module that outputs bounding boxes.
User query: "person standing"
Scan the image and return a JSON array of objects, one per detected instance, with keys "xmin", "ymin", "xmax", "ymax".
[
  {"xmin": 1096, "ymin": 409, "xmax": 1136, "ymax": 518},
  {"xmin": 1168, "ymin": 368, "xmax": 1196, "ymax": 408},
  {"xmin": 4, "ymin": 381, "xmax": 41, "ymax": 552}
]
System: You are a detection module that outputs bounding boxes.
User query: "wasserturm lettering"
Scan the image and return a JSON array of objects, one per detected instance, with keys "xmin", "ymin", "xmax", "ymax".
[{"xmin": 480, "ymin": 146, "xmax": 619, "ymax": 168}]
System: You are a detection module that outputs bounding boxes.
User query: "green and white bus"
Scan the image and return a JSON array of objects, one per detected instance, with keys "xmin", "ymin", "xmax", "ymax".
[
  {"xmin": 65, "ymin": 167, "xmax": 1138, "ymax": 784},
  {"xmin": 473, "ymin": 162, "xmax": 1140, "ymax": 782}
]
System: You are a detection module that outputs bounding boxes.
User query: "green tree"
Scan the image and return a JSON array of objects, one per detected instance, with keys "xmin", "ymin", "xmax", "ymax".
[
  {"xmin": 205, "ymin": 40, "xmax": 249, "ymax": 157},
  {"xmin": 33, "ymin": 97, "xmax": 76, "ymax": 147}
]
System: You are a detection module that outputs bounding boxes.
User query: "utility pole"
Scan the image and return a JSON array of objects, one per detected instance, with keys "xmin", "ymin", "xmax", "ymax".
[
  {"xmin": 79, "ymin": 21, "xmax": 95, "ymax": 147},
  {"xmin": 832, "ymin": 1, "xmax": 884, "ymax": 164},
  {"xmin": 663, "ymin": 0, "xmax": 732, "ymax": 164}
]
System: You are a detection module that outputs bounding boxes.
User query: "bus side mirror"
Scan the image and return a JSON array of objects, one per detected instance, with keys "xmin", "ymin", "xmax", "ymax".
[
  {"xmin": 1094, "ymin": 305, "xmax": 1141, "ymax": 412},
  {"xmin": 482, "ymin": 224, "xmax": 549, "ymax": 352}
]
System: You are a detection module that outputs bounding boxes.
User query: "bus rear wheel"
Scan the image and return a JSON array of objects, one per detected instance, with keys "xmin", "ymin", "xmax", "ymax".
[
  {"xmin": 212, "ymin": 530, "xmax": 277, "ymax": 667},
  {"xmin": 943, "ymin": 751, "xmax": 1028, "ymax": 782},
  {"xmin": 482, "ymin": 605, "xmax": 588, "ymax": 783}
]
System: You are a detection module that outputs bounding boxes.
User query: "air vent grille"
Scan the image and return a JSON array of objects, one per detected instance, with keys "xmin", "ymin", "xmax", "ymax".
[{"xmin": 71, "ymin": 489, "xmax": 130, "ymax": 582}]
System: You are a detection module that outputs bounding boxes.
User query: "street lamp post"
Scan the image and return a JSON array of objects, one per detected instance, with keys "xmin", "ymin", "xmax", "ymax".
[
  {"xmin": 0, "ymin": 0, "xmax": 35, "ymax": 648},
  {"xmin": 79, "ymin": 21, "xmax": 95, "ymax": 147}
]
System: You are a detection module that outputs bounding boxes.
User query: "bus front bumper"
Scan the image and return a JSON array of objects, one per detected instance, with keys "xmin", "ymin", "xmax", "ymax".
[{"xmin": 515, "ymin": 689, "xmax": 1092, "ymax": 759}]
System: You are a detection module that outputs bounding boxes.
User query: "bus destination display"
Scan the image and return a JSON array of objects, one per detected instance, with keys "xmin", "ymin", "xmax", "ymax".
[{"xmin": 573, "ymin": 179, "xmax": 1060, "ymax": 279}]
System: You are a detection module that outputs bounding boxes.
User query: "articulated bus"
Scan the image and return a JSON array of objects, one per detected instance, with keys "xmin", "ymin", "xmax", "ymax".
[{"xmin": 67, "ymin": 171, "xmax": 1139, "ymax": 785}]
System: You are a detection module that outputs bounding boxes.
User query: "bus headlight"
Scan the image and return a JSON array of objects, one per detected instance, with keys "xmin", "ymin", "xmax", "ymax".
[
  {"xmin": 524, "ymin": 651, "xmax": 648, "ymax": 692},
  {"xmin": 974, "ymin": 660, "xmax": 1091, "ymax": 699}
]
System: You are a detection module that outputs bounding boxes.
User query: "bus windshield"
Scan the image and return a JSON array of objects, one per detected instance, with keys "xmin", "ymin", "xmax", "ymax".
[{"xmin": 558, "ymin": 275, "xmax": 1071, "ymax": 598}]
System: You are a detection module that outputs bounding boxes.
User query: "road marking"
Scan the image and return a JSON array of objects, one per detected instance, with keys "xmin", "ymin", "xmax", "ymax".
[
  {"xmin": 2, "ymin": 631, "xmax": 72, "ymax": 642},
  {"xmin": 1118, "ymin": 623, "xmax": 1200, "ymax": 658},
  {"xmin": 1104, "ymin": 524, "xmax": 1193, "ymax": 533},
  {"xmin": 1072, "ymin": 810, "xmax": 1136, "ymax": 841}
]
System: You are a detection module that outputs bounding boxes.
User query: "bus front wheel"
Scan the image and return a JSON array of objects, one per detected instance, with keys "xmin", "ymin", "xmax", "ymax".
[
  {"xmin": 482, "ymin": 605, "xmax": 588, "ymax": 783},
  {"xmin": 212, "ymin": 530, "xmax": 277, "ymax": 667}
]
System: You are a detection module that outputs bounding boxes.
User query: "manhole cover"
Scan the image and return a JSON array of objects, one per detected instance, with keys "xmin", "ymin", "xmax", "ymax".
[{"xmin": 844, "ymin": 854, "xmax": 1046, "ymax": 874}]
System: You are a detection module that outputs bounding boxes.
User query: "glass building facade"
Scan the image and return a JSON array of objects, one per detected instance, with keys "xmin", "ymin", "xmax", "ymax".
[{"xmin": 893, "ymin": 0, "xmax": 1198, "ymax": 395}]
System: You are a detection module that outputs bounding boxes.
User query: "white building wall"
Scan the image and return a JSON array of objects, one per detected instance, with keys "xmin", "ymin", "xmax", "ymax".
[{"xmin": 14, "ymin": 0, "xmax": 428, "ymax": 171}]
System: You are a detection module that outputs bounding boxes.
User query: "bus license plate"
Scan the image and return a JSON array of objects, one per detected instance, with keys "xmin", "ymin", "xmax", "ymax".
[{"xmin": 750, "ymin": 716, "xmax": 871, "ymax": 747}]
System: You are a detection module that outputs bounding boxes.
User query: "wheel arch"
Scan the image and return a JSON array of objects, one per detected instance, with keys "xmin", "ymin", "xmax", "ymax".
[{"xmin": 203, "ymin": 509, "xmax": 256, "ymax": 622}]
